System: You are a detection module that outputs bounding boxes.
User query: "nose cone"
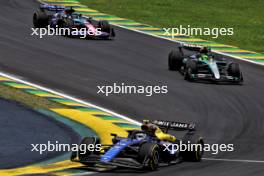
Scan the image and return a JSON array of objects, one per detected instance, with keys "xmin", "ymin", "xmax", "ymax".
[{"xmin": 209, "ymin": 61, "xmax": 220, "ymax": 79}]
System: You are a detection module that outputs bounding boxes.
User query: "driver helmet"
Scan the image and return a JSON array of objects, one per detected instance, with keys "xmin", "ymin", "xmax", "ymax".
[
  {"xmin": 141, "ymin": 120, "xmax": 157, "ymax": 134},
  {"xmin": 200, "ymin": 54, "xmax": 209, "ymax": 61},
  {"xmin": 64, "ymin": 8, "xmax": 75, "ymax": 15},
  {"xmin": 135, "ymin": 133, "xmax": 147, "ymax": 140},
  {"xmin": 200, "ymin": 46, "xmax": 209, "ymax": 54}
]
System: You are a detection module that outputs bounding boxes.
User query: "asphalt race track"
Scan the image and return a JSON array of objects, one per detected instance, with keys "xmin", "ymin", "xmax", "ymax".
[
  {"xmin": 0, "ymin": 98, "xmax": 79, "ymax": 169},
  {"xmin": 1, "ymin": 0, "xmax": 264, "ymax": 175}
]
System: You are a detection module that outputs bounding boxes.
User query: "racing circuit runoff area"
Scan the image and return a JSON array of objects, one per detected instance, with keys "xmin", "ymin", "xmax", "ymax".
[{"xmin": 0, "ymin": 0, "xmax": 264, "ymax": 176}]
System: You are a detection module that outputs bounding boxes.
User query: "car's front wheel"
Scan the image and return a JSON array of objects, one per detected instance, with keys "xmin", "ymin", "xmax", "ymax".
[
  {"xmin": 138, "ymin": 143, "xmax": 159, "ymax": 171},
  {"xmin": 99, "ymin": 20, "xmax": 111, "ymax": 33},
  {"xmin": 228, "ymin": 63, "xmax": 243, "ymax": 84},
  {"xmin": 71, "ymin": 137, "xmax": 100, "ymax": 166},
  {"xmin": 184, "ymin": 60, "xmax": 197, "ymax": 81}
]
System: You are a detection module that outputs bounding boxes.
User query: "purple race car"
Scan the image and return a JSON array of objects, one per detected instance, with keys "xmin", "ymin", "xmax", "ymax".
[{"xmin": 33, "ymin": 3, "xmax": 115, "ymax": 39}]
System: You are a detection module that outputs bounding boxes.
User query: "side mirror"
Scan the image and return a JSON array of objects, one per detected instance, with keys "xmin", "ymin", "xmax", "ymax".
[{"xmin": 111, "ymin": 133, "xmax": 117, "ymax": 137}]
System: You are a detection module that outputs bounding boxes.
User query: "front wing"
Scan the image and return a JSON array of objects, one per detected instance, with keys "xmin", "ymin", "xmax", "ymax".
[
  {"xmin": 192, "ymin": 73, "xmax": 242, "ymax": 83},
  {"xmin": 71, "ymin": 154, "xmax": 145, "ymax": 169}
]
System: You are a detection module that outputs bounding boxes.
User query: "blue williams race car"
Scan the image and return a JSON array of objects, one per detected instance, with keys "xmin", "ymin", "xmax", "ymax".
[
  {"xmin": 71, "ymin": 120, "xmax": 204, "ymax": 171},
  {"xmin": 168, "ymin": 44, "xmax": 243, "ymax": 84},
  {"xmin": 33, "ymin": 3, "xmax": 115, "ymax": 39}
]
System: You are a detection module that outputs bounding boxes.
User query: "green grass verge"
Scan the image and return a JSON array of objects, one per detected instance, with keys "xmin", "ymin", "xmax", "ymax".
[
  {"xmin": 0, "ymin": 85, "xmax": 65, "ymax": 109},
  {"xmin": 79, "ymin": 0, "xmax": 264, "ymax": 53}
]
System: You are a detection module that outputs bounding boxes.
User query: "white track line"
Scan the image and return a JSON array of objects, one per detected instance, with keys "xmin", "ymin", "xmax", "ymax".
[
  {"xmin": 0, "ymin": 72, "xmax": 127, "ymax": 176},
  {"xmin": 6, "ymin": 3, "xmax": 264, "ymax": 168},
  {"xmin": 108, "ymin": 22, "xmax": 264, "ymax": 67},
  {"xmin": 3, "ymin": 70, "xmax": 263, "ymax": 166},
  {"xmin": 70, "ymin": 172, "xmax": 94, "ymax": 176},
  {"xmin": 203, "ymin": 158, "xmax": 264, "ymax": 163},
  {"xmin": 38, "ymin": 1, "xmax": 264, "ymax": 67},
  {"xmin": 0, "ymin": 71, "xmax": 141, "ymax": 125}
]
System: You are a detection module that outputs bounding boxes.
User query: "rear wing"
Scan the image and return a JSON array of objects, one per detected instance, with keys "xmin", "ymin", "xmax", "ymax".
[
  {"xmin": 150, "ymin": 120, "xmax": 196, "ymax": 132},
  {"xmin": 180, "ymin": 44, "xmax": 211, "ymax": 52},
  {"xmin": 180, "ymin": 44, "xmax": 202, "ymax": 52},
  {"xmin": 40, "ymin": 3, "xmax": 65, "ymax": 12}
]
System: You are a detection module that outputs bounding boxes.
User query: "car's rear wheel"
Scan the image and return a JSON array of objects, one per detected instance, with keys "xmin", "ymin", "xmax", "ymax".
[
  {"xmin": 168, "ymin": 48, "xmax": 184, "ymax": 71},
  {"xmin": 33, "ymin": 10, "xmax": 49, "ymax": 28},
  {"xmin": 180, "ymin": 132, "xmax": 204, "ymax": 162},
  {"xmin": 138, "ymin": 143, "xmax": 159, "ymax": 171}
]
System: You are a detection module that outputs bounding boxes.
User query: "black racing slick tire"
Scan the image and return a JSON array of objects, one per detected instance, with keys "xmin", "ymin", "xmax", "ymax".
[
  {"xmin": 228, "ymin": 63, "xmax": 243, "ymax": 84},
  {"xmin": 71, "ymin": 137, "xmax": 100, "ymax": 166},
  {"xmin": 168, "ymin": 48, "xmax": 184, "ymax": 71},
  {"xmin": 228, "ymin": 63, "xmax": 241, "ymax": 77},
  {"xmin": 138, "ymin": 143, "xmax": 159, "ymax": 171},
  {"xmin": 57, "ymin": 19, "xmax": 66, "ymax": 29},
  {"xmin": 99, "ymin": 20, "xmax": 111, "ymax": 33},
  {"xmin": 110, "ymin": 28, "xmax": 116, "ymax": 38},
  {"xmin": 181, "ymin": 132, "xmax": 204, "ymax": 162},
  {"xmin": 184, "ymin": 60, "xmax": 198, "ymax": 81},
  {"xmin": 33, "ymin": 10, "xmax": 49, "ymax": 28}
]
